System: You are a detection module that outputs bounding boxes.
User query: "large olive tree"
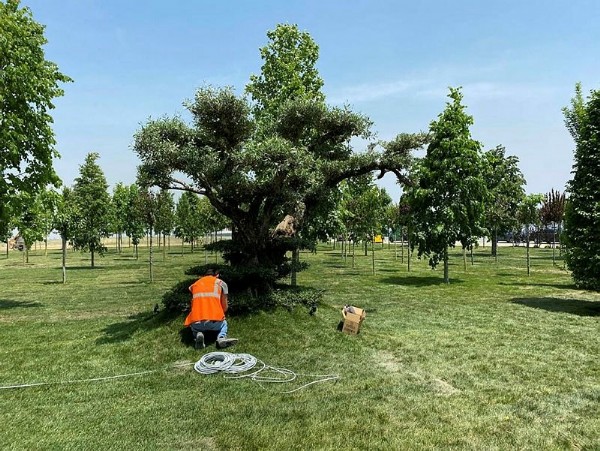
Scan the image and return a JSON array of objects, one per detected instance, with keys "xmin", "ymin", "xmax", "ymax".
[{"xmin": 134, "ymin": 25, "xmax": 426, "ymax": 291}]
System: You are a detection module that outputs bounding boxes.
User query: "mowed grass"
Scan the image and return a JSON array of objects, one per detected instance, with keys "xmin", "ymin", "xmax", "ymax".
[{"xmin": 1, "ymin": 241, "xmax": 599, "ymax": 450}]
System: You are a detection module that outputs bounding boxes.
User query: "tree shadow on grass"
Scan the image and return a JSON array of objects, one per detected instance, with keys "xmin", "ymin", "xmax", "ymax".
[
  {"xmin": 0, "ymin": 299, "xmax": 43, "ymax": 310},
  {"xmin": 96, "ymin": 310, "xmax": 176, "ymax": 344},
  {"xmin": 380, "ymin": 276, "xmax": 464, "ymax": 287},
  {"xmin": 512, "ymin": 297, "xmax": 600, "ymax": 317}
]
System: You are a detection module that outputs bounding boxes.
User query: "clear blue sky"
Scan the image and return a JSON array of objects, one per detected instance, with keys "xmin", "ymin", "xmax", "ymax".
[{"xmin": 20, "ymin": 0, "xmax": 600, "ymax": 200}]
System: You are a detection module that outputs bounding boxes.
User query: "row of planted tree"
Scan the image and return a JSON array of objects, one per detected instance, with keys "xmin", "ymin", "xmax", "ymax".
[{"xmin": 2, "ymin": 6, "xmax": 598, "ymax": 295}]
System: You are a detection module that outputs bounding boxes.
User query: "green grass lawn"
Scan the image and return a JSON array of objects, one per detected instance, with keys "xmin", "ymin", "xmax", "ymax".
[{"xmin": 1, "ymin": 242, "xmax": 599, "ymax": 450}]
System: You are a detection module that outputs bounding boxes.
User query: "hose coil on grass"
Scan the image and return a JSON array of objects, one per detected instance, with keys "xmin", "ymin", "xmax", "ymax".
[
  {"xmin": 193, "ymin": 351, "xmax": 339, "ymax": 393},
  {"xmin": 194, "ymin": 352, "xmax": 258, "ymax": 375}
]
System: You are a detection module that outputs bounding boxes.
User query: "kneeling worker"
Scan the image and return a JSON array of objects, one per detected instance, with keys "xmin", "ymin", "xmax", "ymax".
[{"xmin": 184, "ymin": 268, "xmax": 238, "ymax": 350}]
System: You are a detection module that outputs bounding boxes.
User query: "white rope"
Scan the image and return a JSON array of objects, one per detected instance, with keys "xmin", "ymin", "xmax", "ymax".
[
  {"xmin": 0, "ymin": 353, "xmax": 339, "ymax": 393},
  {"xmin": 0, "ymin": 363, "xmax": 194, "ymax": 390},
  {"xmin": 193, "ymin": 351, "xmax": 340, "ymax": 392}
]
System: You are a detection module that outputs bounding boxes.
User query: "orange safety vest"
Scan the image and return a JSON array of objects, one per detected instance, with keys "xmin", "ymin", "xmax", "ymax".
[{"xmin": 184, "ymin": 276, "xmax": 225, "ymax": 325}]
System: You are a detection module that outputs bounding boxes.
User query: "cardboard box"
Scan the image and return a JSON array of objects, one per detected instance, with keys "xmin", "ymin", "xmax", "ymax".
[{"xmin": 341, "ymin": 306, "xmax": 366, "ymax": 335}]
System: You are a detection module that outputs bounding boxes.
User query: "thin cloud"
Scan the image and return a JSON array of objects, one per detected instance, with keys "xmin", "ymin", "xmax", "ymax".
[{"xmin": 328, "ymin": 78, "xmax": 427, "ymax": 105}]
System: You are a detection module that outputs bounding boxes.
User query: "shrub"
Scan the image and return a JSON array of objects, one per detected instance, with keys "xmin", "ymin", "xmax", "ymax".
[{"xmin": 162, "ymin": 270, "xmax": 323, "ymax": 316}]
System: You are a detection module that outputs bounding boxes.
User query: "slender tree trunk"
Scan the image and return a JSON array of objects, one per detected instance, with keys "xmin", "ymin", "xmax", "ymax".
[
  {"xmin": 44, "ymin": 238, "xmax": 48, "ymax": 257},
  {"xmin": 149, "ymin": 226, "xmax": 154, "ymax": 282},
  {"xmin": 91, "ymin": 247, "xmax": 95, "ymax": 268},
  {"xmin": 401, "ymin": 226, "xmax": 405, "ymax": 264},
  {"xmin": 135, "ymin": 244, "xmax": 138, "ymax": 261},
  {"xmin": 62, "ymin": 236, "xmax": 67, "ymax": 284},
  {"xmin": 352, "ymin": 240, "xmax": 355, "ymax": 268},
  {"xmin": 492, "ymin": 228, "xmax": 498, "ymax": 262},
  {"xmin": 552, "ymin": 223, "xmax": 556, "ymax": 265},
  {"xmin": 463, "ymin": 247, "xmax": 467, "ymax": 271},
  {"xmin": 163, "ymin": 233, "xmax": 167, "ymax": 261},
  {"xmin": 407, "ymin": 226, "xmax": 411, "ymax": 272},
  {"xmin": 371, "ymin": 237, "xmax": 375, "ymax": 275},
  {"xmin": 470, "ymin": 245, "xmax": 474, "ymax": 266},
  {"xmin": 443, "ymin": 245, "xmax": 449, "ymax": 284},
  {"xmin": 6, "ymin": 239, "xmax": 9, "ymax": 258},
  {"xmin": 526, "ymin": 229, "xmax": 531, "ymax": 276},
  {"xmin": 291, "ymin": 248, "xmax": 298, "ymax": 286}
]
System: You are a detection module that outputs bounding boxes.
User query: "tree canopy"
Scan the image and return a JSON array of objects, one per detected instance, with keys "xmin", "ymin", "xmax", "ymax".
[
  {"xmin": 406, "ymin": 87, "xmax": 487, "ymax": 283},
  {"xmin": 563, "ymin": 85, "xmax": 600, "ymax": 290},
  {"xmin": 482, "ymin": 145, "xmax": 526, "ymax": 256},
  {"xmin": 134, "ymin": 24, "xmax": 427, "ymax": 289},
  {"xmin": 71, "ymin": 153, "xmax": 111, "ymax": 267},
  {"xmin": 0, "ymin": 0, "xmax": 71, "ymax": 229}
]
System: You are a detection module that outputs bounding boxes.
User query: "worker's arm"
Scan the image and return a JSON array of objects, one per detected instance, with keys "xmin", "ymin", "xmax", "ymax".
[{"xmin": 221, "ymin": 293, "xmax": 229, "ymax": 313}]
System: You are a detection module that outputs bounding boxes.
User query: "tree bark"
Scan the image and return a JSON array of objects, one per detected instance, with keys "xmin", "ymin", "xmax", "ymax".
[
  {"xmin": 443, "ymin": 245, "xmax": 449, "ymax": 284},
  {"xmin": 62, "ymin": 236, "xmax": 67, "ymax": 284},
  {"xmin": 149, "ymin": 226, "xmax": 154, "ymax": 282}
]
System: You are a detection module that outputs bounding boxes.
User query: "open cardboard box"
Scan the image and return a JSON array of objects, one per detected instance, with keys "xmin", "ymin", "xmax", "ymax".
[{"xmin": 341, "ymin": 306, "xmax": 366, "ymax": 335}]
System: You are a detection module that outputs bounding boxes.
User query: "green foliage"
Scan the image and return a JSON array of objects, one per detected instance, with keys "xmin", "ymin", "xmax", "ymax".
[
  {"xmin": 71, "ymin": 153, "xmax": 111, "ymax": 266},
  {"xmin": 339, "ymin": 174, "xmax": 392, "ymax": 240},
  {"xmin": 563, "ymin": 85, "xmax": 600, "ymax": 290},
  {"xmin": 517, "ymin": 194, "xmax": 544, "ymax": 234},
  {"xmin": 407, "ymin": 88, "xmax": 487, "ymax": 282},
  {"xmin": 197, "ymin": 195, "xmax": 229, "ymax": 234},
  {"xmin": 53, "ymin": 186, "xmax": 77, "ymax": 241},
  {"xmin": 124, "ymin": 184, "xmax": 145, "ymax": 247},
  {"xmin": 14, "ymin": 192, "xmax": 45, "ymax": 248},
  {"xmin": 482, "ymin": 145, "xmax": 526, "ymax": 248},
  {"xmin": 154, "ymin": 188, "xmax": 175, "ymax": 236},
  {"xmin": 110, "ymin": 182, "xmax": 130, "ymax": 244},
  {"xmin": 0, "ymin": 0, "xmax": 71, "ymax": 230},
  {"xmin": 246, "ymin": 23, "xmax": 324, "ymax": 122},
  {"xmin": 174, "ymin": 191, "xmax": 202, "ymax": 246},
  {"xmin": 162, "ymin": 264, "xmax": 322, "ymax": 316},
  {"xmin": 134, "ymin": 24, "xmax": 425, "ymax": 296}
]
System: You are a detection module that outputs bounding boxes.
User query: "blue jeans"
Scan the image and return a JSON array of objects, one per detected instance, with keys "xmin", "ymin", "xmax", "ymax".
[{"xmin": 190, "ymin": 320, "xmax": 228, "ymax": 339}]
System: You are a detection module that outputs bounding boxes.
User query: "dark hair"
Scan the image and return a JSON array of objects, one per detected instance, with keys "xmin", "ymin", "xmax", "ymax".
[{"xmin": 205, "ymin": 268, "xmax": 218, "ymax": 276}]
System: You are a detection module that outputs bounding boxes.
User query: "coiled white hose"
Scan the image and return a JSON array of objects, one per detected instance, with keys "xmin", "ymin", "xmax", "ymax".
[
  {"xmin": 194, "ymin": 352, "xmax": 258, "ymax": 375},
  {"xmin": 193, "ymin": 351, "xmax": 339, "ymax": 393}
]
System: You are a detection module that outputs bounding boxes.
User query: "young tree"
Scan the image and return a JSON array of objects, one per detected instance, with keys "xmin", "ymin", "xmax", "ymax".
[
  {"xmin": 174, "ymin": 191, "xmax": 202, "ymax": 252},
  {"xmin": 339, "ymin": 175, "xmax": 392, "ymax": 269},
  {"xmin": 124, "ymin": 183, "xmax": 145, "ymax": 259},
  {"xmin": 154, "ymin": 188, "xmax": 175, "ymax": 257},
  {"xmin": 246, "ymin": 23, "xmax": 325, "ymax": 123},
  {"xmin": 111, "ymin": 182, "xmax": 130, "ymax": 252},
  {"xmin": 539, "ymin": 189, "xmax": 566, "ymax": 264},
  {"xmin": 134, "ymin": 25, "xmax": 426, "ymax": 293},
  {"xmin": 53, "ymin": 187, "xmax": 78, "ymax": 283},
  {"xmin": 482, "ymin": 145, "xmax": 526, "ymax": 259},
  {"xmin": 36, "ymin": 187, "xmax": 59, "ymax": 256},
  {"xmin": 71, "ymin": 153, "xmax": 111, "ymax": 268},
  {"xmin": 0, "ymin": 0, "xmax": 71, "ymax": 232},
  {"xmin": 562, "ymin": 85, "xmax": 600, "ymax": 289},
  {"xmin": 14, "ymin": 192, "xmax": 44, "ymax": 263},
  {"xmin": 137, "ymin": 189, "xmax": 159, "ymax": 282},
  {"xmin": 407, "ymin": 88, "xmax": 487, "ymax": 284},
  {"xmin": 518, "ymin": 194, "xmax": 544, "ymax": 276}
]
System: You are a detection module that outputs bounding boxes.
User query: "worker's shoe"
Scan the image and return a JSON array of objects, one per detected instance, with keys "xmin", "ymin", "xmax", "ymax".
[
  {"xmin": 216, "ymin": 337, "xmax": 238, "ymax": 349},
  {"xmin": 194, "ymin": 332, "xmax": 205, "ymax": 350}
]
